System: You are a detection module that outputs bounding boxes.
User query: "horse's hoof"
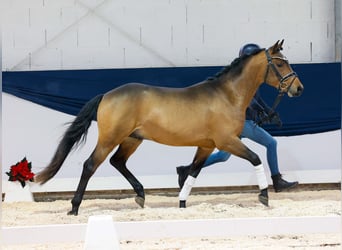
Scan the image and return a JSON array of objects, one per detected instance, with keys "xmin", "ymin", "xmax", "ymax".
[
  {"xmin": 258, "ymin": 193, "xmax": 269, "ymax": 207},
  {"xmin": 135, "ymin": 196, "xmax": 145, "ymax": 208},
  {"xmin": 179, "ymin": 200, "xmax": 186, "ymax": 208},
  {"xmin": 67, "ymin": 210, "xmax": 78, "ymax": 216}
]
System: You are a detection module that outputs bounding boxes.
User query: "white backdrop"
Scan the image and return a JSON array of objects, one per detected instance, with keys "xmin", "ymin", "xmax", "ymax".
[{"xmin": 2, "ymin": 0, "xmax": 337, "ymax": 71}]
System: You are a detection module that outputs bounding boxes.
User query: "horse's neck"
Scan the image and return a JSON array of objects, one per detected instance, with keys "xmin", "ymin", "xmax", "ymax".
[
  {"xmin": 227, "ymin": 56, "xmax": 266, "ymax": 109},
  {"xmin": 236, "ymin": 74, "xmax": 262, "ymax": 106}
]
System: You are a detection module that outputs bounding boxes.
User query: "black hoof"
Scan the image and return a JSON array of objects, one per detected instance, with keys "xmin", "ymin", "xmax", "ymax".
[
  {"xmin": 258, "ymin": 194, "xmax": 269, "ymax": 207},
  {"xmin": 135, "ymin": 196, "xmax": 145, "ymax": 208},
  {"xmin": 179, "ymin": 200, "xmax": 186, "ymax": 208},
  {"xmin": 258, "ymin": 188, "xmax": 269, "ymax": 207},
  {"xmin": 67, "ymin": 210, "xmax": 78, "ymax": 216}
]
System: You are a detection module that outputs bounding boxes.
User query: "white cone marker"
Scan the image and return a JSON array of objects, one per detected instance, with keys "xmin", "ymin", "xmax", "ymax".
[{"xmin": 84, "ymin": 215, "xmax": 120, "ymax": 250}]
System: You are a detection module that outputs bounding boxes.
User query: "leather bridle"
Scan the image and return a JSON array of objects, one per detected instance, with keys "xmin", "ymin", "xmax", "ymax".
[{"xmin": 263, "ymin": 49, "xmax": 298, "ymax": 113}]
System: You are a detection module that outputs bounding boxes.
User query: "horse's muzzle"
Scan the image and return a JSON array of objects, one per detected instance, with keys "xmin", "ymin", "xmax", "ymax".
[
  {"xmin": 288, "ymin": 85, "xmax": 304, "ymax": 97},
  {"xmin": 294, "ymin": 85, "xmax": 304, "ymax": 97}
]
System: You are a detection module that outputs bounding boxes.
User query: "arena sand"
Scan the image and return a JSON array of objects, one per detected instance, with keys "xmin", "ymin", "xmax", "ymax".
[{"xmin": 2, "ymin": 189, "xmax": 341, "ymax": 249}]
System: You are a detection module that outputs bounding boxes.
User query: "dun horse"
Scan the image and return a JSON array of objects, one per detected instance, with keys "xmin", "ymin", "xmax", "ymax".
[{"xmin": 35, "ymin": 40, "xmax": 304, "ymax": 215}]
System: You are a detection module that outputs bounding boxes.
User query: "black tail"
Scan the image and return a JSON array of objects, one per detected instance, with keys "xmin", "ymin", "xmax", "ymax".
[{"xmin": 35, "ymin": 94, "xmax": 104, "ymax": 184}]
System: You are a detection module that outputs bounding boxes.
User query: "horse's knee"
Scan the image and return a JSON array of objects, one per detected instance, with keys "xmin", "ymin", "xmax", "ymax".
[
  {"xmin": 248, "ymin": 152, "xmax": 262, "ymax": 166},
  {"xmin": 251, "ymin": 156, "xmax": 262, "ymax": 166},
  {"xmin": 189, "ymin": 167, "xmax": 201, "ymax": 178},
  {"xmin": 109, "ymin": 155, "xmax": 125, "ymax": 169},
  {"xmin": 109, "ymin": 156, "xmax": 117, "ymax": 167}
]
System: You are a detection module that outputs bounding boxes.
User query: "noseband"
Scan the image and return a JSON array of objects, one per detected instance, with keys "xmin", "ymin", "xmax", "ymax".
[{"xmin": 263, "ymin": 49, "xmax": 298, "ymax": 112}]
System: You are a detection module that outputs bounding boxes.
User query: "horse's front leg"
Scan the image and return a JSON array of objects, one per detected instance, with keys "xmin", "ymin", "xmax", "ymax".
[
  {"xmin": 179, "ymin": 147, "xmax": 213, "ymax": 208},
  {"xmin": 220, "ymin": 137, "xmax": 269, "ymax": 207}
]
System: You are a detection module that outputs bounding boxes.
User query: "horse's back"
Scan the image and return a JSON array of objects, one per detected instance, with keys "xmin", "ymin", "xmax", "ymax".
[
  {"xmin": 102, "ymin": 82, "xmax": 212, "ymax": 109},
  {"xmin": 96, "ymin": 81, "xmax": 242, "ymax": 148}
]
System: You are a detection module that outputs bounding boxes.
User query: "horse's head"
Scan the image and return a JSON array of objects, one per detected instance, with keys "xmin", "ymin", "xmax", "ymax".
[{"xmin": 264, "ymin": 40, "xmax": 304, "ymax": 97}]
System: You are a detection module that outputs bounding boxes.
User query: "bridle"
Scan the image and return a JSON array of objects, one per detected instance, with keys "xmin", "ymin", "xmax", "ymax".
[{"xmin": 263, "ymin": 49, "xmax": 298, "ymax": 113}]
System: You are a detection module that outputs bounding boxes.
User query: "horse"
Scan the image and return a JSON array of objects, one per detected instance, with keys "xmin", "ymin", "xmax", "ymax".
[{"xmin": 35, "ymin": 40, "xmax": 304, "ymax": 215}]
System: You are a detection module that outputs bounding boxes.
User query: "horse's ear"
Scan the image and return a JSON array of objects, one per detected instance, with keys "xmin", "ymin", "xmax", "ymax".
[
  {"xmin": 271, "ymin": 40, "xmax": 283, "ymax": 53},
  {"xmin": 279, "ymin": 39, "xmax": 284, "ymax": 50}
]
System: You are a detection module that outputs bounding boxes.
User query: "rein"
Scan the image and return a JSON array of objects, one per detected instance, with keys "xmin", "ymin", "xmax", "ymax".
[{"xmin": 263, "ymin": 49, "xmax": 298, "ymax": 114}]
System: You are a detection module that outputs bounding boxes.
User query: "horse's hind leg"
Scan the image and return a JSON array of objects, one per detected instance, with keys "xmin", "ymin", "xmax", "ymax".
[
  {"xmin": 68, "ymin": 144, "xmax": 114, "ymax": 216},
  {"xmin": 179, "ymin": 147, "xmax": 214, "ymax": 208},
  {"xmin": 109, "ymin": 137, "xmax": 145, "ymax": 208}
]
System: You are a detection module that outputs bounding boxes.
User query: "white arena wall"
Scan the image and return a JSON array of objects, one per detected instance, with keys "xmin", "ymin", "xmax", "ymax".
[
  {"xmin": 2, "ymin": 0, "xmax": 339, "ymax": 71},
  {"xmin": 2, "ymin": 0, "xmax": 341, "ymax": 192}
]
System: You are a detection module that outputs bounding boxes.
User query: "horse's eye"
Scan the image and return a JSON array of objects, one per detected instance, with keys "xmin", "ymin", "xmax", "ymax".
[{"xmin": 276, "ymin": 62, "xmax": 284, "ymax": 67}]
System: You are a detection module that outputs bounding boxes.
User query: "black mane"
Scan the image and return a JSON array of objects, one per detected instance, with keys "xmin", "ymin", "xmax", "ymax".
[{"xmin": 209, "ymin": 48, "xmax": 264, "ymax": 81}]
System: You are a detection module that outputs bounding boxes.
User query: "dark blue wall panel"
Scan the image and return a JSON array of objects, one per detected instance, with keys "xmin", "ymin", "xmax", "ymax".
[{"xmin": 3, "ymin": 62, "xmax": 341, "ymax": 136}]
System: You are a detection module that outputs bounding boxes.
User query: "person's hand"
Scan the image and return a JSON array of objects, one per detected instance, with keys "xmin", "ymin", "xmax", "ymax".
[
  {"xmin": 269, "ymin": 112, "xmax": 282, "ymax": 128},
  {"xmin": 256, "ymin": 111, "xmax": 269, "ymax": 126}
]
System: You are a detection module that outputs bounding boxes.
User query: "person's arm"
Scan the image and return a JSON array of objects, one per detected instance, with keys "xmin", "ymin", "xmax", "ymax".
[
  {"xmin": 253, "ymin": 91, "xmax": 282, "ymax": 127},
  {"xmin": 249, "ymin": 98, "xmax": 265, "ymax": 113}
]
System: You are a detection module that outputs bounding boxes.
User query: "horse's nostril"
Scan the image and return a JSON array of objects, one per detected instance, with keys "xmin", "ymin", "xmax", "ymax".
[{"xmin": 295, "ymin": 86, "xmax": 304, "ymax": 96}]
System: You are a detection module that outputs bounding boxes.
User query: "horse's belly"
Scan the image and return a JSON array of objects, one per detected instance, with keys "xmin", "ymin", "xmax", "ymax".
[{"xmin": 133, "ymin": 127, "xmax": 215, "ymax": 148}]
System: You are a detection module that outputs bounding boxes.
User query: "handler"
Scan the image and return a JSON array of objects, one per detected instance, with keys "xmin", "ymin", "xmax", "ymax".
[{"xmin": 176, "ymin": 43, "xmax": 298, "ymax": 192}]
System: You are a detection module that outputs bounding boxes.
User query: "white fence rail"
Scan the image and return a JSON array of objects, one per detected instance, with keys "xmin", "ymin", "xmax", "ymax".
[{"xmin": 2, "ymin": 216, "xmax": 341, "ymax": 245}]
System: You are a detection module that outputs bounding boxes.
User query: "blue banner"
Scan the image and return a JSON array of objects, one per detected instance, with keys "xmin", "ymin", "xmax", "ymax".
[{"xmin": 3, "ymin": 63, "xmax": 341, "ymax": 136}]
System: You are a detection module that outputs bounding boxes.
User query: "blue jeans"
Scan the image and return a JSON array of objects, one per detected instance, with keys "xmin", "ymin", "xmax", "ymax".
[{"xmin": 203, "ymin": 120, "xmax": 280, "ymax": 176}]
